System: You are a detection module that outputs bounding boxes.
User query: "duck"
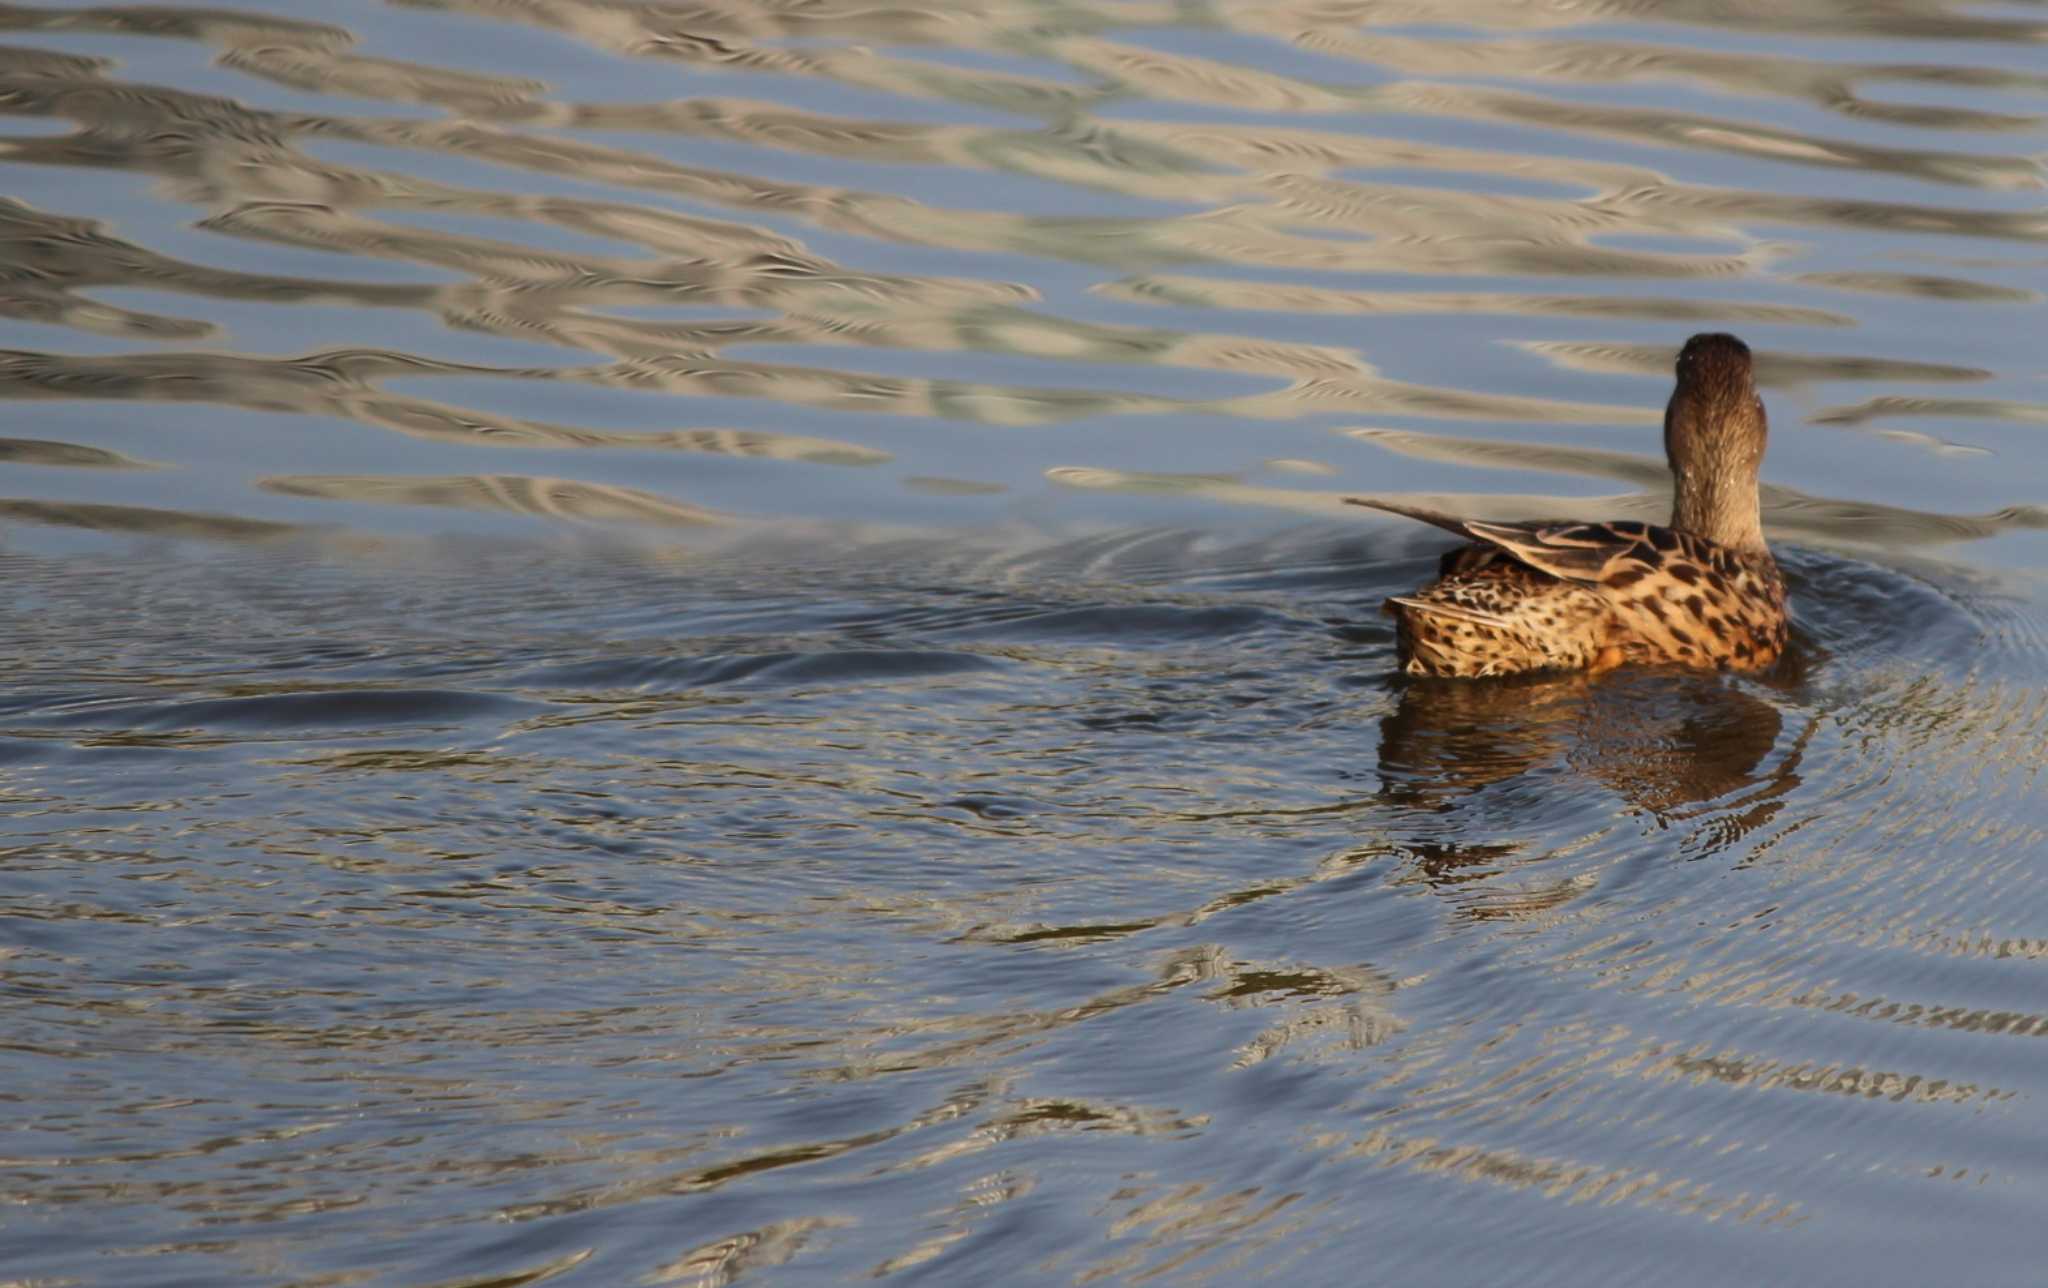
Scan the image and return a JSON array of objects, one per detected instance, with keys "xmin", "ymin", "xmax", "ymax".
[{"xmin": 1347, "ymin": 332, "xmax": 1787, "ymax": 678}]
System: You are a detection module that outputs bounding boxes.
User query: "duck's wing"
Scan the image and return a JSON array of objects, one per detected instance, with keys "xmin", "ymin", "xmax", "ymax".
[
  {"xmin": 1458, "ymin": 518, "xmax": 1662, "ymax": 585},
  {"xmin": 1349, "ymin": 498, "xmax": 1659, "ymax": 586}
]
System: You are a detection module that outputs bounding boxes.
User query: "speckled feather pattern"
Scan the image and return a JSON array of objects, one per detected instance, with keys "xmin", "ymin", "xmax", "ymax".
[{"xmin": 1385, "ymin": 518, "xmax": 1788, "ymax": 678}]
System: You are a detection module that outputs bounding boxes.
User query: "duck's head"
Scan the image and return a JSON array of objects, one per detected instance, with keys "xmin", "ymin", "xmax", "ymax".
[{"xmin": 1665, "ymin": 332, "xmax": 1769, "ymax": 554}]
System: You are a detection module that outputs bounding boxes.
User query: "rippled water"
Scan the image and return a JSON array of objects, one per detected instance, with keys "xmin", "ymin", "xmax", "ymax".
[{"xmin": 4, "ymin": 1, "xmax": 2048, "ymax": 1283}]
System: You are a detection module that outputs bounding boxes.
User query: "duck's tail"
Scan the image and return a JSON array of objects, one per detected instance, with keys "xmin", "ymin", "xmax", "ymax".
[{"xmin": 1345, "ymin": 496, "xmax": 1483, "ymax": 543}]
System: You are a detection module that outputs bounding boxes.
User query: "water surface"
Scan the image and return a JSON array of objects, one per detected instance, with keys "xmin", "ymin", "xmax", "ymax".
[{"xmin": 3, "ymin": 0, "xmax": 2048, "ymax": 1283}]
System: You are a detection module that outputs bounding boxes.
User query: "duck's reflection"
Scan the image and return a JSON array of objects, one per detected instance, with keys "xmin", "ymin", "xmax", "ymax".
[{"xmin": 1377, "ymin": 662, "xmax": 1811, "ymax": 886}]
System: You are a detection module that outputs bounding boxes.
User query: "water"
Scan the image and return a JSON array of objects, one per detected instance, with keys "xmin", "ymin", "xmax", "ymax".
[{"xmin": 2, "ymin": 1, "xmax": 2047, "ymax": 1283}]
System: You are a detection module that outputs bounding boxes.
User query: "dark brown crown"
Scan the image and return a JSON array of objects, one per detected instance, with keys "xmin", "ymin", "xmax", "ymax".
[
  {"xmin": 1674, "ymin": 333, "xmax": 1755, "ymax": 402},
  {"xmin": 1667, "ymin": 334, "xmax": 1765, "ymax": 467}
]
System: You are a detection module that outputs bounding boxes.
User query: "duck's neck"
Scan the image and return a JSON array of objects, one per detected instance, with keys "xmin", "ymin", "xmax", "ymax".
[{"xmin": 1671, "ymin": 467, "xmax": 1767, "ymax": 556}]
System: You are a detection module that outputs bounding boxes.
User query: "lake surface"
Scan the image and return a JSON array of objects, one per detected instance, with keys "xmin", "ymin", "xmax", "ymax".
[{"xmin": 3, "ymin": 1, "xmax": 2047, "ymax": 1283}]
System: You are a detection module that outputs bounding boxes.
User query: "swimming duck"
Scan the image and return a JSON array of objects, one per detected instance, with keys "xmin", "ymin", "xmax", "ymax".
[{"xmin": 1348, "ymin": 332, "xmax": 1787, "ymax": 678}]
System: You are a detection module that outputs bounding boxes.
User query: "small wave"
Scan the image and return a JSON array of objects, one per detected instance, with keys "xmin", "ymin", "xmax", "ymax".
[
  {"xmin": 944, "ymin": 602, "xmax": 1288, "ymax": 645},
  {"xmin": 521, "ymin": 648, "xmax": 1007, "ymax": 692},
  {"xmin": 14, "ymin": 687, "xmax": 539, "ymax": 733}
]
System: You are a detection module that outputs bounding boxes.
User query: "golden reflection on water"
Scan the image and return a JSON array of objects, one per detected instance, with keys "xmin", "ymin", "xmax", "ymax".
[
  {"xmin": 0, "ymin": 0, "xmax": 2041, "ymax": 539},
  {"xmin": 259, "ymin": 471, "xmax": 731, "ymax": 525}
]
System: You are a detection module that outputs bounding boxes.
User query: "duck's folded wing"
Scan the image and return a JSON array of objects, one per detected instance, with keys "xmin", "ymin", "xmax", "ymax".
[
  {"xmin": 1459, "ymin": 519, "xmax": 1660, "ymax": 586},
  {"xmin": 1349, "ymin": 497, "xmax": 1661, "ymax": 586}
]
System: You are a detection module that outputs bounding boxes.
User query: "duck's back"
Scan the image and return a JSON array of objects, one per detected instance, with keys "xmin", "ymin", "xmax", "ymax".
[
  {"xmin": 1596, "ymin": 525, "xmax": 1787, "ymax": 672},
  {"xmin": 1385, "ymin": 520, "xmax": 1787, "ymax": 678}
]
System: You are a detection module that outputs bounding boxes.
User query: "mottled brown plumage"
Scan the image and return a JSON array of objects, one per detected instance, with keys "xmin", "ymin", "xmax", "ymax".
[{"xmin": 1350, "ymin": 333, "xmax": 1787, "ymax": 678}]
